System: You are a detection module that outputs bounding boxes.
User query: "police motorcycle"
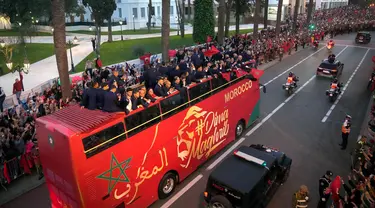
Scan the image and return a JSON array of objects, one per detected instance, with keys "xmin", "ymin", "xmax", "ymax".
[
  {"xmin": 313, "ymin": 40, "xmax": 319, "ymax": 50},
  {"xmin": 327, "ymin": 40, "xmax": 334, "ymax": 54},
  {"xmin": 282, "ymin": 72, "xmax": 298, "ymax": 95},
  {"xmin": 325, "ymin": 78, "xmax": 342, "ymax": 102}
]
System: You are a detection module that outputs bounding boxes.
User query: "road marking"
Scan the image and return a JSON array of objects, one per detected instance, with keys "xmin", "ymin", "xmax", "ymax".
[
  {"xmin": 321, "ymin": 48, "xmax": 370, "ymax": 123},
  {"xmin": 206, "ymin": 74, "xmax": 318, "ymax": 172},
  {"xmin": 160, "ymin": 174, "xmax": 204, "ymax": 208},
  {"xmin": 159, "ymin": 46, "xmax": 348, "ymax": 208},
  {"xmin": 262, "ymin": 46, "xmax": 325, "ymax": 86}
]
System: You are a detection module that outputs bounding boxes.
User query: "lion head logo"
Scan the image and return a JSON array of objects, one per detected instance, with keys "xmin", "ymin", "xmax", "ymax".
[{"xmin": 176, "ymin": 106, "xmax": 207, "ymax": 168}]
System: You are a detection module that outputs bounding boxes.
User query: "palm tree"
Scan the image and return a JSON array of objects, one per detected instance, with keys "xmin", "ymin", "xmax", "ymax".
[
  {"xmin": 217, "ymin": 0, "xmax": 225, "ymax": 44},
  {"xmin": 263, "ymin": 0, "xmax": 269, "ymax": 29},
  {"xmin": 292, "ymin": 0, "xmax": 300, "ymax": 31},
  {"xmin": 161, "ymin": 0, "xmax": 170, "ymax": 62},
  {"xmin": 51, "ymin": 0, "xmax": 72, "ymax": 99},
  {"xmin": 253, "ymin": 0, "xmax": 261, "ymax": 39},
  {"xmin": 224, "ymin": 0, "xmax": 233, "ymax": 37},
  {"xmin": 306, "ymin": 0, "xmax": 313, "ymax": 25},
  {"xmin": 108, "ymin": 18, "xmax": 113, "ymax": 42},
  {"xmin": 275, "ymin": 0, "xmax": 283, "ymax": 35}
]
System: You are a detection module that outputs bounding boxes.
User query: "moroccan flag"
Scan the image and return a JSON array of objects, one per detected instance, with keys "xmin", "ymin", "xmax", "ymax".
[
  {"xmin": 3, "ymin": 162, "xmax": 11, "ymax": 183},
  {"xmin": 206, "ymin": 36, "xmax": 212, "ymax": 43},
  {"xmin": 221, "ymin": 72, "xmax": 231, "ymax": 82},
  {"xmin": 203, "ymin": 45, "xmax": 220, "ymax": 57},
  {"xmin": 250, "ymin": 68, "xmax": 264, "ymax": 80}
]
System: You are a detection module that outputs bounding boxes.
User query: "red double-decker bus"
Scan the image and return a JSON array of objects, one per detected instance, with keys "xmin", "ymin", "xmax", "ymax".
[{"xmin": 36, "ymin": 69, "xmax": 264, "ymax": 208}]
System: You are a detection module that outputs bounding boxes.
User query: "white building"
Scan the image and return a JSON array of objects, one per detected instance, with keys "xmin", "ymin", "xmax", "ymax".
[{"xmin": 65, "ymin": 0, "xmax": 199, "ymax": 31}]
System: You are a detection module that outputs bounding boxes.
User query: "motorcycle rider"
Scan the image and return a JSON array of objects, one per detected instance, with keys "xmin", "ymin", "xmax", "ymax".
[
  {"xmin": 287, "ymin": 72, "xmax": 299, "ymax": 87},
  {"xmin": 318, "ymin": 171, "xmax": 333, "ymax": 208},
  {"xmin": 313, "ymin": 39, "xmax": 319, "ymax": 48},
  {"xmin": 330, "ymin": 78, "xmax": 342, "ymax": 93},
  {"xmin": 327, "ymin": 39, "xmax": 335, "ymax": 49},
  {"xmin": 292, "ymin": 185, "xmax": 309, "ymax": 208}
]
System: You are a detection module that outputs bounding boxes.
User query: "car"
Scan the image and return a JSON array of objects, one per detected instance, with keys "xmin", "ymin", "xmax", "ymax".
[
  {"xmin": 203, "ymin": 144, "xmax": 292, "ymax": 208},
  {"xmin": 355, "ymin": 31, "xmax": 371, "ymax": 44},
  {"xmin": 316, "ymin": 59, "xmax": 344, "ymax": 78}
]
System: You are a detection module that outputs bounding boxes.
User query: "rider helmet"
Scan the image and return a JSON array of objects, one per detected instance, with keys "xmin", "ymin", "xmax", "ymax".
[
  {"xmin": 333, "ymin": 78, "xmax": 338, "ymax": 83},
  {"xmin": 346, "ymin": 115, "xmax": 352, "ymax": 120},
  {"xmin": 289, "ymin": 72, "xmax": 294, "ymax": 77}
]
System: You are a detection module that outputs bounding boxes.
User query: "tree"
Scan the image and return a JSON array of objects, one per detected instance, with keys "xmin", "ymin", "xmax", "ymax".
[
  {"xmin": 176, "ymin": 0, "xmax": 185, "ymax": 37},
  {"xmin": 82, "ymin": 0, "xmax": 117, "ymax": 55},
  {"xmin": 193, "ymin": 0, "xmax": 215, "ymax": 43},
  {"xmin": 148, "ymin": 0, "xmax": 153, "ymax": 33},
  {"xmin": 292, "ymin": 0, "xmax": 300, "ymax": 31},
  {"xmin": 263, "ymin": 0, "xmax": 268, "ymax": 28},
  {"xmin": 253, "ymin": 0, "xmax": 260, "ymax": 39},
  {"xmin": 188, "ymin": 0, "xmax": 191, "ymax": 21},
  {"xmin": 66, "ymin": 4, "xmax": 86, "ymax": 22},
  {"xmin": 306, "ymin": 0, "xmax": 313, "ymax": 25},
  {"xmin": 224, "ymin": 0, "xmax": 233, "ymax": 37},
  {"xmin": 51, "ymin": 0, "xmax": 72, "ymax": 99},
  {"xmin": 161, "ymin": 0, "xmax": 170, "ymax": 62},
  {"xmin": 217, "ymin": 0, "xmax": 225, "ymax": 44},
  {"xmin": 232, "ymin": 0, "xmax": 252, "ymax": 35},
  {"xmin": 275, "ymin": 0, "xmax": 283, "ymax": 35}
]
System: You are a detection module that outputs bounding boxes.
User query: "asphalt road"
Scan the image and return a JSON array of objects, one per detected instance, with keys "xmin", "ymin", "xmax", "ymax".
[{"xmin": 3, "ymin": 32, "xmax": 375, "ymax": 208}]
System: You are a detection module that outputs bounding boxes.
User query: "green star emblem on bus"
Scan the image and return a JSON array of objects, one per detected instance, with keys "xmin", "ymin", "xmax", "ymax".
[{"xmin": 97, "ymin": 153, "xmax": 132, "ymax": 195}]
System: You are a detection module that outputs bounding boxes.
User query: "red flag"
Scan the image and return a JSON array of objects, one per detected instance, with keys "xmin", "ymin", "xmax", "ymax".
[
  {"xmin": 206, "ymin": 36, "xmax": 212, "ymax": 43},
  {"xmin": 222, "ymin": 72, "xmax": 231, "ymax": 82},
  {"xmin": 235, "ymin": 70, "xmax": 248, "ymax": 78},
  {"xmin": 3, "ymin": 162, "xmax": 11, "ymax": 183},
  {"xmin": 203, "ymin": 46, "xmax": 220, "ymax": 57},
  {"xmin": 20, "ymin": 155, "xmax": 31, "ymax": 174},
  {"xmin": 250, "ymin": 68, "xmax": 264, "ymax": 79},
  {"xmin": 168, "ymin": 50, "xmax": 177, "ymax": 57}
]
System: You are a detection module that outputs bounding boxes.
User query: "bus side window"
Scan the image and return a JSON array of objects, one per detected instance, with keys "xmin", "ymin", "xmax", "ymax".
[
  {"xmin": 160, "ymin": 93, "xmax": 188, "ymax": 120},
  {"xmin": 82, "ymin": 122, "xmax": 126, "ymax": 158},
  {"xmin": 189, "ymin": 81, "xmax": 211, "ymax": 106},
  {"xmin": 125, "ymin": 104, "xmax": 161, "ymax": 138}
]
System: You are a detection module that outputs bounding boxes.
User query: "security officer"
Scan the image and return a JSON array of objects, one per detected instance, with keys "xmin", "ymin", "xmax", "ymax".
[
  {"xmin": 292, "ymin": 185, "xmax": 309, "ymax": 208},
  {"xmin": 340, "ymin": 115, "xmax": 351, "ymax": 150},
  {"xmin": 318, "ymin": 171, "xmax": 333, "ymax": 208}
]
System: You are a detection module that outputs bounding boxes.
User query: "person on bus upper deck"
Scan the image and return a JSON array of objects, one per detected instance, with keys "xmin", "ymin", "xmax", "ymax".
[
  {"xmin": 97, "ymin": 83, "xmax": 109, "ymax": 110},
  {"xmin": 139, "ymin": 89, "xmax": 151, "ymax": 107},
  {"xmin": 195, "ymin": 65, "xmax": 207, "ymax": 80},
  {"xmin": 102, "ymin": 85, "xmax": 122, "ymax": 113},
  {"xmin": 168, "ymin": 65, "xmax": 182, "ymax": 82},
  {"xmin": 131, "ymin": 89, "xmax": 147, "ymax": 110},
  {"xmin": 80, "ymin": 81, "xmax": 99, "ymax": 110},
  {"xmin": 154, "ymin": 77, "xmax": 166, "ymax": 97},
  {"xmin": 109, "ymin": 70, "xmax": 120, "ymax": 88},
  {"xmin": 158, "ymin": 61, "xmax": 169, "ymax": 77},
  {"xmin": 119, "ymin": 88, "xmax": 132, "ymax": 114}
]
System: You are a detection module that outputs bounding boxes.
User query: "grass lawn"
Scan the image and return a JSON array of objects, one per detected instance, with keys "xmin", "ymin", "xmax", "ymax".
[
  {"xmin": 69, "ymin": 28, "xmax": 178, "ymax": 36},
  {"xmin": 0, "ymin": 29, "xmax": 52, "ymax": 36},
  {"xmin": 75, "ymin": 28, "xmax": 255, "ymax": 72},
  {"xmin": 0, "ymin": 43, "xmax": 55, "ymax": 75}
]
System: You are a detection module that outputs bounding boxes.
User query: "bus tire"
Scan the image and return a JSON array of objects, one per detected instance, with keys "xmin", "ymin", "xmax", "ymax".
[
  {"xmin": 209, "ymin": 195, "xmax": 233, "ymax": 208},
  {"xmin": 158, "ymin": 172, "xmax": 177, "ymax": 199},
  {"xmin": 235, "ymin": 120, "xmax": 245, "ymax": 139}
]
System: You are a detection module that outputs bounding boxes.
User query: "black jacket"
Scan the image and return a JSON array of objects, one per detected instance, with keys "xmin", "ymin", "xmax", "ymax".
[{"xmin": 102, "ymin": 91, "xmax": 121, "ymax": 112}]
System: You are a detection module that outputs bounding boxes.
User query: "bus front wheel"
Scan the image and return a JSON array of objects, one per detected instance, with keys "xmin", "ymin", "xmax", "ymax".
[
  {"xmin": 235, "ymin": 121, "xmax": 245, "ymax": 139},
  {"xmin": 158, "ymin": 172, "xmax": 178, "ymax": 199}
]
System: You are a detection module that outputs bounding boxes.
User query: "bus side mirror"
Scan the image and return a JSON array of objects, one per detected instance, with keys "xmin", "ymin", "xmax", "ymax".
[{"xmin": 260, "ymin": 84, "xmax": 266, "ymax": 93}]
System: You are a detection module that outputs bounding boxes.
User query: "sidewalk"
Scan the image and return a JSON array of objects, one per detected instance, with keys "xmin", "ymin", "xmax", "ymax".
[
  {"xmin": 358, "ymin": 92, "xmax": 375, "ymax": 141},
  {"xmin": 0, "ymin": 24, "xmax": 262, "ymax": 97},
  {"xmin": 0, "ymin": 46, "xmax": 306, "ymax": 206}
]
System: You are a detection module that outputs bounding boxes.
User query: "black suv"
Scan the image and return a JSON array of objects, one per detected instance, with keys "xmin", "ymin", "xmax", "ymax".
[
  {"xmin": 355, "ymin": 31, "xmax": 371, "ymax": 44},
  {"xmin": 203, "ymin": 145, "xmax": 292, "ymax": 208}
]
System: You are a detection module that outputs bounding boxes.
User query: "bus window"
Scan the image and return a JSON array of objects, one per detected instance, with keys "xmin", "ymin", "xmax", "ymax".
[
  {"xmin": 125, "ymin": 104, "xmax": 161, "ymax": 137},
  {"xmin": 189, "ymin": 81, "xmax": 211, "ymax": 106},
  {"xmin": 82, "ymin": 122, "xmax": 126, "ymax": 158},
  {"xmin": 160, "ymin": 93, "xmax": 188, "ymax": 120}
]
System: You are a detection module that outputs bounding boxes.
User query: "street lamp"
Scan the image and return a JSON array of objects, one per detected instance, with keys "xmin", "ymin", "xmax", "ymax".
[
  {"xmin": 67, "ymin": 39, "xmax": 75, "ymax": 72},
  {"xmin": 119, "ymin": 20, "xmax": 123, "ymax": 41},
  {"xmin": 73, "ymin": 36, "xmax": 78, "ymax": 44},
  {"xmin": 133, "ymin": 15, "xmax": 135, "ymax": 32},
  {"xmin": 0, "ymin": 40, "xmax": 5, "ymax": 48},
  {"xmin": 5, "ymin": 57, "xmax": 31, "ymax": 74},
  {"xmin": 175, "ymin": 16, "xmax": 180, "ymax": 36}
]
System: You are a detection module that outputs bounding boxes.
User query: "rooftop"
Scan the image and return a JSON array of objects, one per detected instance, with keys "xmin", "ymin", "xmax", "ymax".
[
  {"xmin": 209, "ymin": 146, "xmax": 276, "ymax": 194},
  {"xmin": 39, "ymin": 105, "xmax": 124, "ymax": 134}
]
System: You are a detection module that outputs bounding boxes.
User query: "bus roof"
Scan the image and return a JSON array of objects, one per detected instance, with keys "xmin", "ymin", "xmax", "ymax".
[{"xmin": 39, "ymin": 105, "xmax": 124, "ymax": 134}]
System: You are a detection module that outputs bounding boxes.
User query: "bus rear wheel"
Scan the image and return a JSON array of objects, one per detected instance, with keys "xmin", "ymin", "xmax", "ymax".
[
  {"xmin": 158, "ymin": 172, "xmax": 177, "ymax": 199},
  {"xmin": 235, "ymin": 121, "xmax": 245, "ymax": 139}
]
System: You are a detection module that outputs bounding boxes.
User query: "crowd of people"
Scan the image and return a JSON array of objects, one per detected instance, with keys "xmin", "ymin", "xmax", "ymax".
[{"xmin": 0, "ymin": 4, "xmax": 374, "ymax": 195}]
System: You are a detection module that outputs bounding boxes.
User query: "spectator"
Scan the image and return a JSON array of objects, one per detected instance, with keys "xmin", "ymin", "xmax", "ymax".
[
  {"xmin": 0, "ymin": 86, "xmax": 5, "ymax": 112},
  {"xmin": 85, "ymin": 59, "xmax": 94, "ymax": 79},
  {"xmin": 13, "ymin": 73, "xmax": 23, "ymax": 105}
]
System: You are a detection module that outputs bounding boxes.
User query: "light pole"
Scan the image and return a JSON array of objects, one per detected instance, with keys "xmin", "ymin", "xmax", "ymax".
[
  {"xmin": 119, "ymin": 20, "xmax": 123, "ymax": 41},
  {"xmin": 67, "ymin": 37, "xmax": 78, "ymax": 72},
  {"xmin": 133, "ymin": 15, "xmax": 135, "ymax": 32},
  {"xmin": 175, "ymin": 16, "xmax": 180, "ymax": 36}
]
